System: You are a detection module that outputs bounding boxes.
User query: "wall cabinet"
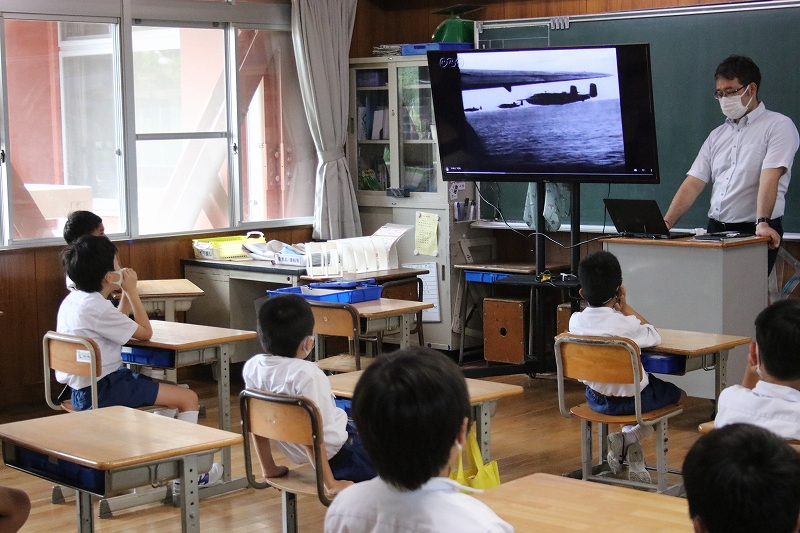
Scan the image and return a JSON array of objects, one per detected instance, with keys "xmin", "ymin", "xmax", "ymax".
[{"xmin": 349, "ymin": 56, "xmax": 491, "ymax": 350}]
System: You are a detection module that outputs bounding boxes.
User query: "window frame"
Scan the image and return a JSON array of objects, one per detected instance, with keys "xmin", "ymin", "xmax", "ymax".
[{"xmin": 0, "ymin": 0, "xmax": 301, "ymax": 249}]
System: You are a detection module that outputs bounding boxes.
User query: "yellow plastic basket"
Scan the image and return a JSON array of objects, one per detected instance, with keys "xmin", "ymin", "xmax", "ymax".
[{"xmin": 192, "ymin": 231, "xmax": 265, "ymax": 261}]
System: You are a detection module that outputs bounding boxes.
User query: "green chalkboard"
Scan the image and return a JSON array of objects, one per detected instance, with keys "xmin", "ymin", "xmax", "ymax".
[{"xmin": 476, "ymin": 3, "xmax": 800, "ymax": 232}]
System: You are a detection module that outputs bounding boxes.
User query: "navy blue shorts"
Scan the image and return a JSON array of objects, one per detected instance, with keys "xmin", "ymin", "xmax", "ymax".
[
  {"xmin": 328, "ymin": 423, "xmax": 376, "ymax": 482},
  {"xmin": 71, "ymin": 367, "xmax": 160, "ymax": 411},
  {"xmin": 586, "ymin": 374, "xmax": 682, "ymax": 416}
]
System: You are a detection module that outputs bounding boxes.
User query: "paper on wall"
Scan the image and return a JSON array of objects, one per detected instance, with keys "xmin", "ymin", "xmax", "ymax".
[{"xmin": 414, "ymin": 212, "xmax": 439, "ymax": 256}]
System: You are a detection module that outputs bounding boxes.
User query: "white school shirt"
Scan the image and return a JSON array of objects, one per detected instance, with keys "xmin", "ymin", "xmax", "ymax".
[
  {"xmin": 687, "ymin": 102, "xmax": 799, "ymax": 223},
  {"xmin": 568, "ymin": 306, "xmax": 661, "ymax": 397},
  {"xmin": 715, "ymin": 380, "xmax": 800, "ymax": 440},
  {"xmin": 324, "ymin": 477, "xmax": 514, "ymax": 533},
  {"xmin": 242, "ymin": 354, "xmax": 348, "ymax": 464},
  {"xmin": 56, "ymin": 290, "xmax": 138, "ymax": 390}
]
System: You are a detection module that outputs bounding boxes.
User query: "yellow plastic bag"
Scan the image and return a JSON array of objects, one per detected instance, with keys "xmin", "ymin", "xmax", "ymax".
[{"xmin": 450, "ymin": 427, "xmax": 501, "ymax": 490}]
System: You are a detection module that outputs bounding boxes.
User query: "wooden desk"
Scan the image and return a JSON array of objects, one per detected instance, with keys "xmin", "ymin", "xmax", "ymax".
[
  {"xmin": 650, "ymin": 328, "xmax": 751, "ymax": 404},
  {"xmin": 328, "ymin": 371, "xmax": 522, "ymax": 464},
  {"xmin": 473, "ymin": 473, "xmax": 692, "ymax": 533},
  {"xmin": 300, "ymin": 267, "xmax": 428, "ymax": 284},
  {"xmin": 454, "ymin": 262, "xmax": 571, "ymax": 366},
  {"xmin": 135, "ymin": 279, "xmax": 205, "ymax": 322},
  {"xmin": 0, "ymin": 406, "xmax": 242, "ymax": 533},
  {"xmin": 122, "ymin": 321, "xmax": 257, "ymax": 506},
  {"xmin": 349, "ymin": 297, "xmax": 433, "ymax": 349}
]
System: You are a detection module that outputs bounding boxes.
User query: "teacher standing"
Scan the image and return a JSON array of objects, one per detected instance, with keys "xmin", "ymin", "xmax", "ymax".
[{"xmin": 663, "ymin": 55, "xmax": 800, "ymax": 273}]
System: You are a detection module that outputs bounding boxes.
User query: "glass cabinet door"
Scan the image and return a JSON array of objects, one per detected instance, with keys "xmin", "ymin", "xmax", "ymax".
[
  {"xmin": 354, "ymin": 68, "xmax": 390, "ymax": 192},
  {"xmin": 397, "ymin": 65, "xmax": 437, "ymax": 193}
]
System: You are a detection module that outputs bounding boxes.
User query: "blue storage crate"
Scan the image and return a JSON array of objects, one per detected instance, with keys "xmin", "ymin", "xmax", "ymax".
[
  {"xmin": 641, "ymin": 352, "xmax": 685, "ymax": 375},
  {"xmin": 121, "ymin": 345, "xmax": 175, "ymax": 367},
  {"xmin": 464, "ymin": 270, "xmax": 512, "ymax": 283},
  {"xmin": 400, "ymin": 42, "xmax": 473, "ymax": 55},
  {"xmin": 268, "ymin": 281, "xmax": 380, "ymax": 304},
  {"xmin": 13, "ymin": 447, "xmax": 105, "ymax": 494}
]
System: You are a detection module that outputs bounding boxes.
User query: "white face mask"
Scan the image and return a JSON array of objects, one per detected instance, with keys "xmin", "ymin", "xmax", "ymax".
[
  {"xmin": 719, "ymin": 86, "xmax": 753, "ymax": 120},
  {"xmin": 109, "ymin": 269, "xmax": 123, "ymax": 287}
]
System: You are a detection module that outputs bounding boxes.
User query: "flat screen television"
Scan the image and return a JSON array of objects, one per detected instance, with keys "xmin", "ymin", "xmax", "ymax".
[{"xmin": 427, "ymin": 44, "xmax": 659, "ymax": 183}]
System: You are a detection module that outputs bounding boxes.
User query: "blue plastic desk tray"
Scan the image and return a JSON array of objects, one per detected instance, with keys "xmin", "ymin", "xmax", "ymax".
[
  {"xmin": 121, "ymin": 346, "xmax": 176, "ymax": 367},
  {"xmin": 464, "ymin": 270, "xmax": 512, "ymax": 283},
  {"xmin": 641, "ymin": 352, "xmax": 685, "ymax": 374},
  {"xmin": 268, "ymin": 280, "xmax": 380, "ymax": 304},
  {"xmin": 10, "ymin": 446, "xmax": 105, "ymax": 494}
]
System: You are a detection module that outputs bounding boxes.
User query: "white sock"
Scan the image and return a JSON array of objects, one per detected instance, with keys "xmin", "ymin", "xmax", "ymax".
[
  {"xmin": 153, "ymin": 408, "xmax": 178, "ymax": 418},
  {"xmin": 622, "ymin": 424, "xmax": 654, "ymax": 446},
  {"xmin": 176, "ymin": 410, "xmax": 199, "ymax": 424}
]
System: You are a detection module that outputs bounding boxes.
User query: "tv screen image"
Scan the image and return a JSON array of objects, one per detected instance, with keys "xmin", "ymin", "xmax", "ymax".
[{"xmin": 427, "ymin": 44, "xmax": 659, "ymax": 184}]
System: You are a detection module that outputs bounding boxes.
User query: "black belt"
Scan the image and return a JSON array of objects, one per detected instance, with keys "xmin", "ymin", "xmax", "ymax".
[{"xmin": 709, "ymin": 217, "xmax": 782, "ymax": 231}]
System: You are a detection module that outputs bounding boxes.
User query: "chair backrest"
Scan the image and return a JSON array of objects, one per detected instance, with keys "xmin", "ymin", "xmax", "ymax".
[
  {"xmin": 239, "ymin": 388, "xmax": 331, "ymax": 506},
  {"xmin": 308, "ymin": 300, "xmax": 360, "ymax": 363},
  {"xmin": 554, "ymin": 333, "xmax": 644, "ymax": 420},
  {"xmin": 380, "ymin": 277, "xmax": 424, "ymax": 341},
  {"xmin": 42, "ymin": 331, "xmax": 101, "ymax": 410}
]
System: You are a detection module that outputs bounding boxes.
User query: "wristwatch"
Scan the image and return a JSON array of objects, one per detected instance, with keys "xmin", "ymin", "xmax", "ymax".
[{"xmin": 756, "ymin": 217, "xmax": 770, "ymax": 224}]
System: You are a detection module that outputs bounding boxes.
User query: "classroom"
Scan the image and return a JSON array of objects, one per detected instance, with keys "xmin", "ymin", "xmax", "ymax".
[{"xmin": 1, "ymin": 0, "xmax": 800, "ymax": 532}]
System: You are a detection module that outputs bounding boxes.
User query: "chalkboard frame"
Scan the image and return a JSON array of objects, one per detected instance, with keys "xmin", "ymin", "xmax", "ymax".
[{"xmin": 476, "ymin": 1, "xmax": 800, "ymax": 234}]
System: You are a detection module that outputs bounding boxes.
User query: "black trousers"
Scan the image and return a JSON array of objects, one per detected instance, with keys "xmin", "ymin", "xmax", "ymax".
[{"xmin": 708, "ymin": 217, "xmax": 782, "ymax": 274}]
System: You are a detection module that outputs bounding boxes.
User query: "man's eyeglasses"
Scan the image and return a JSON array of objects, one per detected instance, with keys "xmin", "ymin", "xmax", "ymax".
[{"xmin": 713, "ymin": 85, "xmax": 747, "ymax": 100}]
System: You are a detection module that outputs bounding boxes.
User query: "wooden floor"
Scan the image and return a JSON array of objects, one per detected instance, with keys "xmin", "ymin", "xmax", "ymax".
[{"xmin": 1, "ymin": 370, "xmax": 713, "ymax": 532}]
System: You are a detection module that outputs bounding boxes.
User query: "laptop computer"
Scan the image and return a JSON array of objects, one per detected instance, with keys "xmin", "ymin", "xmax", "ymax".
[{"xmin": 603, "ymin": 198, "xmax": 685, "ymax": 239}]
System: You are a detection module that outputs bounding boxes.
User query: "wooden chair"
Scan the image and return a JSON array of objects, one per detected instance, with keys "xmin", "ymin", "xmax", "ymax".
[
  {"xmin": 372, "ymin": 277, "xmax": 425, "ymax": 353},
  {"xmin": 699, "ymin": 420, "xmax": 800, "ymax": 450},
  {"xmin": 554, "ymin": 333, "xmax": 683, "ymax": 493},
  {"xmin": 43, "ymin": 331, "xmax": 103, "ymax": 411},
  {"xmin": 309, "ymin": 300, "xmax": 373, "ymax": 373},
  {"xmin": 240, "ymin": 388, "xmax": 331, "ymax": 533}
]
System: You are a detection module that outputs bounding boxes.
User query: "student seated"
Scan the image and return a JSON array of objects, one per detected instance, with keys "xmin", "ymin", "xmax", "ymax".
[
  {"xmin": 324, "ymin": 346, "xmax": 514, "ymax": 533},
  {"xmin": 715, "ymin": 299, "xmax": 800, "ymax": 439},
  {"xmin": 683, "ymin": 423, "xmax": 800, "ymax": 533},
  {"xmin": 569, "ymin": 251, "xmax": 685, "ymax": 483},
  {"xmin": 0, "ymin": 486, "xmax": 30, "ymax": 533},
  {"xmin": 57, "ymin": 236, "xmax": 222, "ymax": 483},
  {"xmin": 243, "ymin": 294, "xmax": 375, "ymax": 495}
]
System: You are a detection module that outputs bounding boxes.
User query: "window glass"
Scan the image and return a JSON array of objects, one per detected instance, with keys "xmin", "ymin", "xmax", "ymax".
[
  {"xmin": 133, "ymin": 26, "xmax": 229, "ymax": 235},
  {"xmin": 6, "ymin": 19, "xmax": 122, "ymax": 239},
  {"xmin": 237, "ymin": 29, "xmax": 315, "ymax": 222}
]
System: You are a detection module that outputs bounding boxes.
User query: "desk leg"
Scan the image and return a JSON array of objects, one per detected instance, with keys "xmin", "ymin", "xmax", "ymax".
[
  {"xmin": 715, "ymin": 349, "xmax": 728, "ymax": 413},
  {"xmin": 472, "ymin": 400, "xmax": 496, "ymax": 465},
  {"xmin": 77, "ymin": 490, "xmax": 93, "ymax": 533},
  {"xmin": 180, "ymin": 455, "xmax": 201, "ymax": 533},
  {"xmin": 458, "ymin": 271, "xmax": 468, "ymax": 365},
  {"xmin": 217, "ymin": 343, "xmax": 232, "ymax": 480},
  {"xmin": 400, "ymin": 312, "xmax": 412, "ymax": 349}
]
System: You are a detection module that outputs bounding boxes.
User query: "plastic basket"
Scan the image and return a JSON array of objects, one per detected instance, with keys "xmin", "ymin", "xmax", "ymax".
[
  {"xmin": 641, "ymin": 352, "xmax": 686, "ymax": 374},
  {"xmin": 121, "ymin": 346, "xmax": 176, "ymax": 368},
  {"xmin": 268, "ymin": 282, "xmax": 380, "ymax": 304},
  {"xmin": 192, "ymin": 231, "xmax": 265, "ymax": 261},
  {"xmin": 464, "ymin": 271, "xmax": 512, "ymax": 283}
]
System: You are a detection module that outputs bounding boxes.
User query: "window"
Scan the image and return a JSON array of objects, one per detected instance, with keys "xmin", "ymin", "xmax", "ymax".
[
  {"xmin": 0, "ymin": 0, "xmax": 300, "ymax": 246},
  {"xmin": 6, "ymin": 19, "xmax": 123, "ymax": 239}
]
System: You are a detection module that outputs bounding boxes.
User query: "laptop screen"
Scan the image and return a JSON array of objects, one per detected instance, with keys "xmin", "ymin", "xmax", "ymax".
[{"xmin": 603, "ymin": 198, "xmax": 671, "ymax": 237}]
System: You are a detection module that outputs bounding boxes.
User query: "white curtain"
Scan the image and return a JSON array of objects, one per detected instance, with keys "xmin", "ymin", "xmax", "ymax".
[{"xmin": 292, "ymin": 0, "xmax": 362, "ymax": 240}]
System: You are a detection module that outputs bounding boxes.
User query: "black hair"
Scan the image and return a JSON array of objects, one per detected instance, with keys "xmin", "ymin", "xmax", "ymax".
[
  {"xmin": 754, "ymin": 299, "xmax": 800, "ymax": 380},
  {"xmin": 683, "ymin": 423, "xmax": 800, "ymax": 533},
  {"xmin": 715, "ymin": 55, "xmax": 761, "ymax": 91},
  {"xmin": 256, "ymin": 294, "xmax": 314, "ymax": 358},
  {"xmin": 352, "ymin": 346, "xmax": 471, "ymax": 491},
  {"xmin": 61, "ymin": 235, "xmax": 117, "ymax": 293},
  {"xmin": 63, "ymin": 211, "xmax": 103, "ymax": 244},
  {"xmin": 577, "ymin": 250, "xmax": 622, "ymax": 307}
]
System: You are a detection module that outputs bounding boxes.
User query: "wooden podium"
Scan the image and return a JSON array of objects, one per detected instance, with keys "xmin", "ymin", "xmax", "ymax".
[{"xmin": 604, "ymin": 236, "xmax": 768, "ymax": 399}]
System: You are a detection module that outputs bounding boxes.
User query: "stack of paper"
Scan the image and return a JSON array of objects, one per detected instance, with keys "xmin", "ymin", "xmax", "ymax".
[{"xmin": 373, "ymin": 44, "xmax": 402, "ymax": 56}]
